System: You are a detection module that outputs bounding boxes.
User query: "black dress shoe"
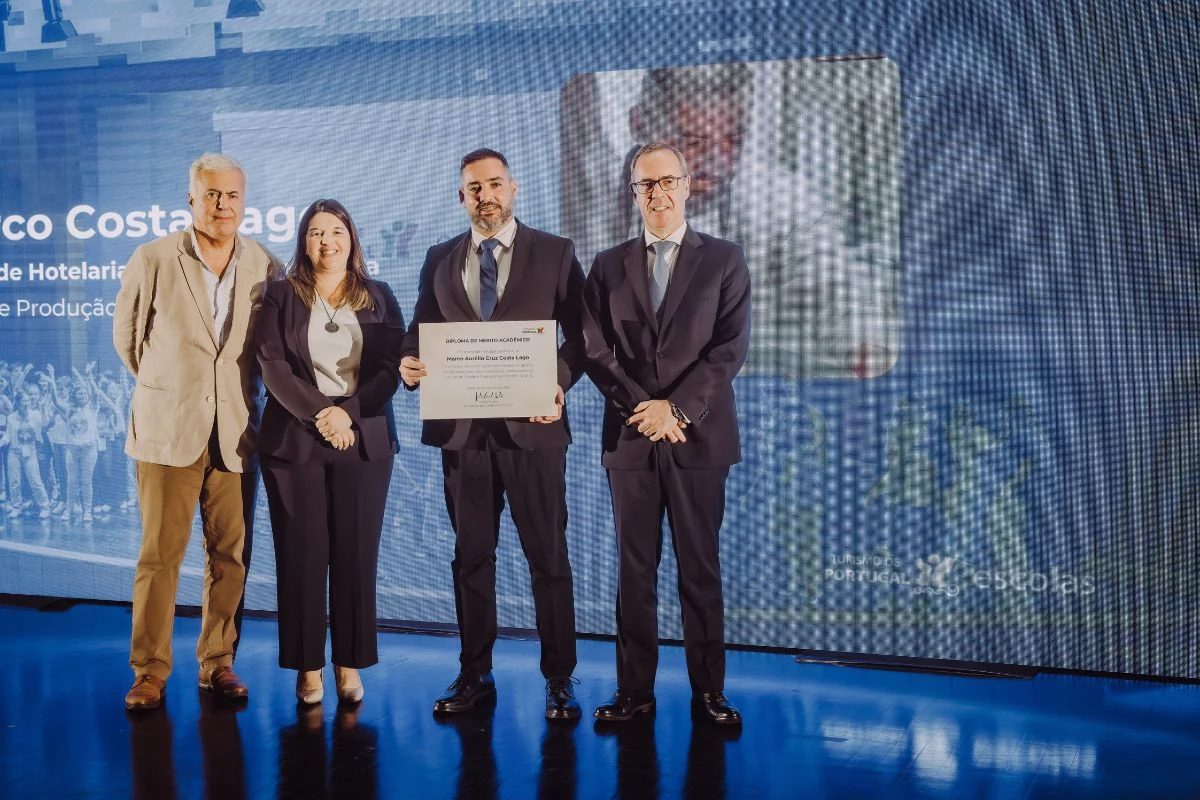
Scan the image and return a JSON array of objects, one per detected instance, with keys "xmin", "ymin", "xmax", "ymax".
[
  {"xmin": 694, "ymin": 692, "xmax": 742, "ymax": 725},
  {"xmin": 545, "ymin": 676, "xmax": 581, "ymax": 720},
  {"xmin": 593, "ymin": 690, "xmax": 655, "ymax": 722},
  {"xmin": 433, "ymin": 671, "xmax": 496, "ymax": 713}
]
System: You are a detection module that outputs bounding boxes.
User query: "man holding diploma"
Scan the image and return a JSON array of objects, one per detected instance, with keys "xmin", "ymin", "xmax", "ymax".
[{"xmin": 400, "ymin": 148, "xmax": 587, "ymax": 720}]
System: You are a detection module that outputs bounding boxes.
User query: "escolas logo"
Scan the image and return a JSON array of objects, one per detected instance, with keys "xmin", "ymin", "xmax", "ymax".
[
  {"xmin": 914, "ymin": 554, "xmax": 959, "ymax": 596},
  {"xmin": 824, "ymin": 551, "xmax": 1094, "ymax": 598}
]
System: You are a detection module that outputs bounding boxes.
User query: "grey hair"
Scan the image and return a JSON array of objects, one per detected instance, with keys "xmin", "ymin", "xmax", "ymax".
[
  {"xmin": 630, "ymin": 141, "xmax": 689, "ymax": 178},
  {"xmin": 189, "ymin": 153, "xmax": 246, "ymax": 196}
]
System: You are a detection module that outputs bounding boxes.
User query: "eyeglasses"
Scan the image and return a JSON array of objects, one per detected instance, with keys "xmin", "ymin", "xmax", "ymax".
[{"xmin": 629, "ymin": 175, "xmax": 686, "ymax": 195}]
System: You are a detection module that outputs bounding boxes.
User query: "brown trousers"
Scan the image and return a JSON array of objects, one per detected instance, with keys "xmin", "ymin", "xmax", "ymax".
[{"xmin": 129, "ymin": 443, "xmax": 256, "ymax": 680}]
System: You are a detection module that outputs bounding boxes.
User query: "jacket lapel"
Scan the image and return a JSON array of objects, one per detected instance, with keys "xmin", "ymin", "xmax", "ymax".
[
  {"xmin": 493, "ymin": 221, "xmax": 530, "ymax": 321},
  {"xmin": 289, "ymin": 289, "xmax": 318, "ymax": 386},
  {"xmin": 622, "ymin": 237, "xmax": 656, "ymax": 331},
  {"xmin": 434, "ymin": 232, "xmax": 477, "ymax": 321},
  {"xmin": 353, "ymin": 282, "xmax": 387, "ymax": 369},
  {"xmin": 176, "ymin": 231, "xmax": 218, "ymax": 349},
  {"xmin": 658, "ymin": 225, "xmax": 704, "ymax": 332},
  {"xmin": 222, "ymin": 242, "xmax": 254, "ymax": 356}
]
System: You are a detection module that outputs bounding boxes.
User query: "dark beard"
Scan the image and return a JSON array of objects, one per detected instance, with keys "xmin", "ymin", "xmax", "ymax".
[{"xmin": 470, "ymin": 203, "xmax": 512, "ymax": 234}]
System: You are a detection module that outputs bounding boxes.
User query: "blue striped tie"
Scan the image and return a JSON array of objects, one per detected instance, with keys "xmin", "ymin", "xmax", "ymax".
[{"xmin": 479, "ymin": 238, "xmax": 500, "ymax": 320}]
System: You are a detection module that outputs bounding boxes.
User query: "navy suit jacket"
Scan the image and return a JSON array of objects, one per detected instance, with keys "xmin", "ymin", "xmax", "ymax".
[
  {"xmin": 401, "ymin": 221, "xmax": 587, "ymax": 451},
  {"xmin": 582, "ymin": 225, "xmax": 751, "ymax": 470},
  {"xmin": 255, "ymin": 278, "xmax": 405, "ymax": 463}
]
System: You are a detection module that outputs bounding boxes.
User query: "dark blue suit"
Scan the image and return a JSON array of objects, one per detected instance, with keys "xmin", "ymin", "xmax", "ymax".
[{"xmin": 582, "ymin": 225, "xmax": 750, "ymax": 692}]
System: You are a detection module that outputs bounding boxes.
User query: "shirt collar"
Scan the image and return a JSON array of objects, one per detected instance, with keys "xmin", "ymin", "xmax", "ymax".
[
  {"xmin": 471, "ymin": 217, "xmax": 518, "ymax": 250},
  {"xmin": 189, "ymin": 226, "xmax": 243, "ymax": 274},
  {"xmin": 643, "ymin": 221, "xmax": 687, "ymax": 250}
]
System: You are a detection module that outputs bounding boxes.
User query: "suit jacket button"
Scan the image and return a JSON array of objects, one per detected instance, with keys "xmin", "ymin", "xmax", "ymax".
[{"xmin": 655, "ymin": 351, "xmax": 664, "ymax": 358}]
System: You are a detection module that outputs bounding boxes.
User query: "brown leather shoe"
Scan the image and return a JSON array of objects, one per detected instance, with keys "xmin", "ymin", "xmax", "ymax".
[
  {"xmin": 199, "ymin": 665, "xmax": 249, "ymax": 699},
  {"xmin": 125, "ymin": 674, "xmax": 166, "ymax": 710}
]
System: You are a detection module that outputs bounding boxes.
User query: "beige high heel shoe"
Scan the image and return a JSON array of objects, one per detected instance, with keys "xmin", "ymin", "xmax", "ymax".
[
  {"xmin": 334, "ymin": 666, "xmax": 364, "ymax": 703},
  {"xmin": 296, "ymin": 669, "xmax": 324, "ymax": 704}
]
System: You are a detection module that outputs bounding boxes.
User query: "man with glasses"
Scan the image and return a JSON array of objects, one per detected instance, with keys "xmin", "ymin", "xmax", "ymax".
[
  {"xmin": 581, "ymin": 141, "xmax": 750, "ymax": 725},
  {"xmin": 563, "ymin": 61, "xmax": 893, "ymax": 378}
]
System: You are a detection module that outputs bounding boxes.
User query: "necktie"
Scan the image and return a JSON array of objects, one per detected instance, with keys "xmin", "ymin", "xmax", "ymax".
[
  {"xmin": 479, "ymin": 238, "xmax": 500, "ymax": 320},
  {"xmin": 649, "ymin": 239, "xmax": 673, "ymax": 311}
]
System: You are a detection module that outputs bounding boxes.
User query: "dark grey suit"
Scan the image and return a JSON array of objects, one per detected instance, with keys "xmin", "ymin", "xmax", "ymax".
[
  {"xmin": 582, "ymin": 224, "xmax": 751, "ymax": 692},
  {"xmin": 402, "ymin": 221, "xmax": 587, "ymax": 678}
]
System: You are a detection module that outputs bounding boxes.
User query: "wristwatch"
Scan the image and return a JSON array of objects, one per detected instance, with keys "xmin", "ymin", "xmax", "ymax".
[{"xmin": 669, "ymin": 402, "xmax": 689, "ymax": 424}]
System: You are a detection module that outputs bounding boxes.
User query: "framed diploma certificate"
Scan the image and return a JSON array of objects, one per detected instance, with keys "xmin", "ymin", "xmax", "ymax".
[{"xmin": 418, "ymin": 320, "xmax": 559, "ymax": 419}]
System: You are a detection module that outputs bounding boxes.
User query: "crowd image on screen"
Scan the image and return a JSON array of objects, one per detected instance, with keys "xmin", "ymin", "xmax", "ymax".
[{"xmin": 0, "ymin": 360, "xmax": 136, "ymax": 524}]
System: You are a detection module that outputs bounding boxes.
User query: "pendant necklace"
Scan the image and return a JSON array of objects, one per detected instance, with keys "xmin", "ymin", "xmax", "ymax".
[{"xmin": 316, "ymin": 291, "xmax": 343, "ymax": 333}]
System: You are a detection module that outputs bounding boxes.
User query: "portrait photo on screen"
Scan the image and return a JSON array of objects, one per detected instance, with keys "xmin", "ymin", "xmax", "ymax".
[{"xmin": 560, "ymin": 56, "xmax": 902, "ymax": 379}]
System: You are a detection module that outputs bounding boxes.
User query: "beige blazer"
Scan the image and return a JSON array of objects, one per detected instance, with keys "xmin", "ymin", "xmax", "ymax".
[{"xmin": 113, "ymin": 228, "xmax": 281, "ymax": 471}]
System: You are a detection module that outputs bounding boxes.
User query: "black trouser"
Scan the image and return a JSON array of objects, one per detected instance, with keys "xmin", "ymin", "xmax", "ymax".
[
  {"xmin": 441, "ymin": 421, "xmax": 577, "ymax": 678},
  {"xmin": 607, "ymin": 448, "xmax": 729, "ymax": 693},
  {"xmin": 263, "ymin": 446, "xmax": 392, "ymax": 670}
]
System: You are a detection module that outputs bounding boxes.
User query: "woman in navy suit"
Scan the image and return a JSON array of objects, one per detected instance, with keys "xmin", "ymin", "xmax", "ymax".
[{"xmin": 255, "ymin": 199, "xmax": 404, "ymax": 704}]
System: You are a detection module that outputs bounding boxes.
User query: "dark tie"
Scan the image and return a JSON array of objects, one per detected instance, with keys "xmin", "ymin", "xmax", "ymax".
[
  {"xmin": 479, "ymin": 238, "xmax": 500, "ymax": 320},
  {"xmin": 649, "ymin": 239, "xmax": 673, "ymax": 311}
]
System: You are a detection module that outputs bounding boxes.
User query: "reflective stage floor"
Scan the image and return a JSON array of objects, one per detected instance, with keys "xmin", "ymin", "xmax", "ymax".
[{"xmin": 0, "ymin": 599, "xmax": 1198, "ymax": 799}]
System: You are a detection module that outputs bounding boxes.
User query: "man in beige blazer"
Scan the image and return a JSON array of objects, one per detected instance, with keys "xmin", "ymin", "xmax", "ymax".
[{"xmin": 114, "ymin": 153, "xmax": 281, "ymax": 710}]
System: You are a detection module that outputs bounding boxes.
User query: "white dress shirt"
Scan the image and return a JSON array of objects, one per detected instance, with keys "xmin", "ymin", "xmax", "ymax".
[
  {"xmin": 191, "ymin": 228, "xmax": 242, "ymax": 349},
  {"xmin": 643, "ymin": 221, "xmax": 688, "ymax": 283},
  {"xmin": 308, "ymin": 295, "xmax": 363, "ymax": 398},
  {"xmin": 463, "ymin": 217, "xmax": 518, "ymax": 318}
]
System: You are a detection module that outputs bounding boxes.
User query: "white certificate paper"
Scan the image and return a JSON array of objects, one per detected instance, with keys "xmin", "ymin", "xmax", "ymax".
[{"xmin": 419, "ymin": 320, "xmax": 558, "ymax": 419}]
